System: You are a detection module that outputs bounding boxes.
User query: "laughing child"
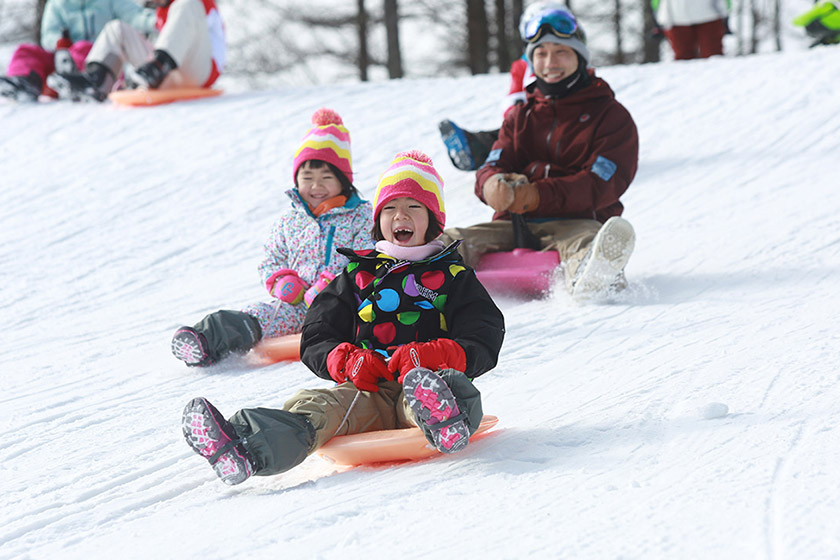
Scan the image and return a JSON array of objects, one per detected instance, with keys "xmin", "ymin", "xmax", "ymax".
[{"xmin": 181, "ymin": 151, "xmax": 505, "ymax": 484}]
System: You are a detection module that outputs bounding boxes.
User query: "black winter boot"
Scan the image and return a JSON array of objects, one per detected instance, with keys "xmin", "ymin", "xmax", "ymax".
[
  {"xmin": 126, "ymin": 49, "xmax": 177, "ymax": 89},
  {"xmin": 47, "ymin": 62, "xmax": 114, "ymax": 102},
  {"xmin": 0, "ymin": 72, "xmax": 42, "ymax": 102}
]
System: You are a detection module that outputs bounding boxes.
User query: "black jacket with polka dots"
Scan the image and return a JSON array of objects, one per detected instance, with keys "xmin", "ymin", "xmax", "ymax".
[{"xmin": 301, "ymin": 242, "xmax": 505, "ymax": 381}]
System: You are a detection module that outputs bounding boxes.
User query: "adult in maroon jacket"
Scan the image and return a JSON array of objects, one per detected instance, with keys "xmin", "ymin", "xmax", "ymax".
[{"xmin": 442, "ymin": 6, "xmax": 639, "ymax": 298}]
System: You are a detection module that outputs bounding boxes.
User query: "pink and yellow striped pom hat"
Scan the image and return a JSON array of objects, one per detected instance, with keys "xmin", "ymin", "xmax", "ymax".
[
  {"xmin": 373, "ymin": 150, "xmax": 445, "ymax": 227},
  {"xmin": 293, "ymin": 108, "xmax": 353, "ymax": 184}
]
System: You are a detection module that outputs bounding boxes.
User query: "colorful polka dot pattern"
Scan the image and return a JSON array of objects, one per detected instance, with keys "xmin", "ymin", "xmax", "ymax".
[{"xmin": 343, "ymin": 247, "xmax": 467, "ymax": 356}]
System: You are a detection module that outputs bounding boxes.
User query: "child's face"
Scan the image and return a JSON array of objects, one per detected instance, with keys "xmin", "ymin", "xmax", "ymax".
[
  {"xmin": 379, "ymin": 197, "xmax": 429, "ymax": 247},
  {"xmin": 296, "ymin": 162, "xmax": 343, "ymax": 208}
]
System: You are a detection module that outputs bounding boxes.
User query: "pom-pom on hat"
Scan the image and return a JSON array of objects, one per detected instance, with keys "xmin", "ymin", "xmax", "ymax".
[
  {"xmin": 293, "ymin": 108, "xmax": 353, "ymax": 184},
  {"xmin": 373, "ymin": 150, "xmax": 446, "ymax": 228}
]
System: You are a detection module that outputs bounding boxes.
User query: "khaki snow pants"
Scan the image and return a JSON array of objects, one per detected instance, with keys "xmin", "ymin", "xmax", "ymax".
[
  {"xmin": 441, "ymin": 218, "xmax": 602, "ymax": 291},
  {"xmin": 88, "ymin": 0, "xmax": 212, "ymax": 88},
  {"xmin": 231, "ymin": 370, "xmax": 483, "ymax": 476},
  {"xmin": 285, "ymin": 369, "xmax": 483, "ymax": 450}
]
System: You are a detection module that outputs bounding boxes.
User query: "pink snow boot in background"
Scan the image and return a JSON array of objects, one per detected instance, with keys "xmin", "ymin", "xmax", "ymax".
[
  {"xmin": 403, "ymin": 367, "xmax": 470, "ymax": 454},
  {"xmin": 182, "ymin": 397, "xmax": 254, "ymax": 485}
]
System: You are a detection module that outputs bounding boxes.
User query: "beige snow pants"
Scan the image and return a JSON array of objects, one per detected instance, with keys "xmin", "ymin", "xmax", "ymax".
[
  {"xmin": 285, "ymin": 369, "xmax": 483, "ymax": 451},
  {"xmin": 441, "ymin": 218, "xmax": 602, "ymax": 291}
]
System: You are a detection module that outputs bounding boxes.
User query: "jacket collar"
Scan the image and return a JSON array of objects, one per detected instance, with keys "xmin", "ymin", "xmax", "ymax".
[
  {"xmin": 286, "ymin": 189, "xmax": 366, "ymax": 218},
  {"xmin": 339, "ymin": 240, "xmax": 463, "ymax": 267},
  {"xmin": 526, "ymin": 71, "xmax": 614, "ymax": 106}
]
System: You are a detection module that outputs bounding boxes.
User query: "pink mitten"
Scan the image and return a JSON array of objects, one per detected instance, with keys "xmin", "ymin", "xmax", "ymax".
[
  {"xmin": 304, "ymin": 271, "xmax": 336, "ymax": 307},
  {"xmin": 267, "ymin": 269, "xmax": 308, "ymax": 305}
]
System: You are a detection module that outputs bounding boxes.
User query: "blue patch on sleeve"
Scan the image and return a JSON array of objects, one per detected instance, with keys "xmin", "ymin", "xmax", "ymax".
[
  {"xmin": 591, "ymin": 155, "xmax": 617, "ymax": 181},
  {"xmin": 485, "ymin": 148, "xmax": 502, "ymax": 165}
]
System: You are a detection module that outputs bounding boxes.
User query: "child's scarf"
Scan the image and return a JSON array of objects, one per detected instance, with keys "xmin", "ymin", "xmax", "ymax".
[
  {"xmin": 311, "ymin": 194, "xmax": 347, "ymax": 217},
  {"xmin": 374, "ymin": 239, "xmax": 445, "ymax": 261}
]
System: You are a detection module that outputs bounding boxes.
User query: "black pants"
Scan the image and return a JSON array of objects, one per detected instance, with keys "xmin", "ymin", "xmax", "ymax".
[{"xmin": 193, "ymin": 309, "xmax": 262, "ymax": 363}]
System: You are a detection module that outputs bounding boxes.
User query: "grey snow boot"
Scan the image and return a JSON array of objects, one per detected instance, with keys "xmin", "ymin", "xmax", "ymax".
[
  {"xmin": 183, "ymin": 397, "xmax": 255, "ymax": 485},
  {"xmin": 171, "ymin": 310, "xmax": 262, "ymax": 367},
  {"xmin": 403, "ymin": 367, "xmax": 471, "ymax": 454},
  {"xmin": 171, "ymin": 327, "xmax": 212, "ymax": 367}
]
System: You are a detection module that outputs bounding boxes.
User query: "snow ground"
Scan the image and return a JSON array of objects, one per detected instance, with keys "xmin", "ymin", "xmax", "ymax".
[{"xmin": 1, "ymin": 46, "xmax": 840, "ymax": 559}]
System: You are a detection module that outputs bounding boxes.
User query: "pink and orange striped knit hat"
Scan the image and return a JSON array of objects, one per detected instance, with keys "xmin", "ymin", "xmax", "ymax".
[
  {"xmin": 293, "ymin": 108, "xmax": 353, "ymax": 184},
  {"xmin": 373, "ymin": 150, "xmax": 446, "ymax": 228}
]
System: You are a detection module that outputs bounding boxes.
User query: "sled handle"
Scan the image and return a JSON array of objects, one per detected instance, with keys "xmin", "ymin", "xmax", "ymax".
[{"xmin": 511, "ymin": 213, "xmax": 541, "ymax": 250}]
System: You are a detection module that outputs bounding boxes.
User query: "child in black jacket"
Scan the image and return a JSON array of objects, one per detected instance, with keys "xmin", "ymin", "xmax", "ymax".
[{"xmin": 182, "ymin": 151, "xmax": 505, "ymax": 485}]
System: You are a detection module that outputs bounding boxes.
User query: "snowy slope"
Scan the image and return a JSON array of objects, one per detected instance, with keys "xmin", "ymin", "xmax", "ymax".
[{"xmin": 2, "ymin": 46, "xmax": 840, "ymax": 559}]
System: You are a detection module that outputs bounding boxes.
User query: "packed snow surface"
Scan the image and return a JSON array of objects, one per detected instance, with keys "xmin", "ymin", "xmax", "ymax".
[{"xmin": 2, "ymin": 46, "xmax": 839, "ymax": 558}]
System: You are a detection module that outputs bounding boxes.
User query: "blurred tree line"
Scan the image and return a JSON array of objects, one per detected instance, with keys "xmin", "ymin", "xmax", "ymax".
[{"xmin": 1, "ymin": 0, "xmax": 797, "ymax": 84}]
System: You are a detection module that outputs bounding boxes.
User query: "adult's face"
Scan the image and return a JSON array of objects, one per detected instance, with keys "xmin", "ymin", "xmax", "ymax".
[{"xmin": 532, "ymin": 43, "xmax": 579, "ymax": 83}]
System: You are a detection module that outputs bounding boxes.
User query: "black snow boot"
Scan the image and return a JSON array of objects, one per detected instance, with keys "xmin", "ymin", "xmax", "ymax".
[
  {"xmin": 48, "ymin": 62, "xmax": 114, "ymax": 102},
  {"xmin": 126, "ymin": 49, "xmax": 177, "ymax": 89},
  {"xmin": 0, "ymin": 72, "xmax": 42, "ymax": 102}
]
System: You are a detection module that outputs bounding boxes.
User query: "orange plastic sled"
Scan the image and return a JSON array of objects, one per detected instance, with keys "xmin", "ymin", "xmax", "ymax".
[
  {"xmin": 250, "ymin": 333, "xmax": 301, "ymax": 364},
  {"xmin": 317, "ymin": 414, "xmax": 499, "ymax": 466},
  {"xmin": 108, "ymin": 87, "xmax": 222, "ymax": 107}
]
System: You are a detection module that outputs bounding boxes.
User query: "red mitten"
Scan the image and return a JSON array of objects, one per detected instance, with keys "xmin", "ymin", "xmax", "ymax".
[
  {"xmin": 327, "ymin": 343, "xmax": 393, "ymax": 392},
  {"xmin": 266, "ymin": 269, "xmax": 308, "ymax": 304},
  {"xmin": 387, "ymin": 339, "xmax": 467, "ymax": 382}
]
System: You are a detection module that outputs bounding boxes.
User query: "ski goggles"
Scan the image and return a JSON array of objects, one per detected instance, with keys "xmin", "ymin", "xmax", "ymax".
[{"xmin": 522, "ymin": 8, "xmax": 581, "ymax": 43}]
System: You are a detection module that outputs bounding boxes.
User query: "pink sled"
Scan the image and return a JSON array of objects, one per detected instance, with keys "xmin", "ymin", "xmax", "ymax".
[{"xmin": 475, "ymin": 248, "xmax": 560, "ymax": 299}]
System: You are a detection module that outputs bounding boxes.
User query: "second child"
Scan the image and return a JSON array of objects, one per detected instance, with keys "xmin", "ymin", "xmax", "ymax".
[{"xmin": 170, "ymin": 108, "xmax": 374, "ymax": 367}]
